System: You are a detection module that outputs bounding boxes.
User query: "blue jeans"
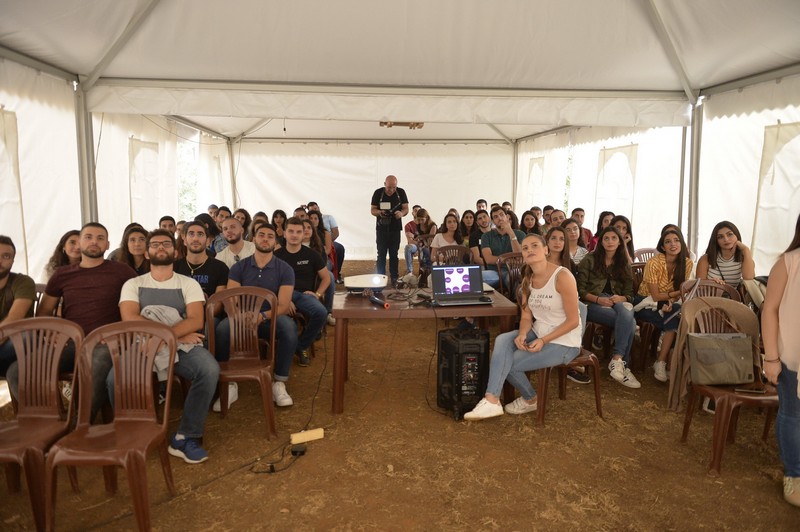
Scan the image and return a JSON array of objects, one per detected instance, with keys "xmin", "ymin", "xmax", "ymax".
[
  {"xmin": 376, "ymin": 229, "xmax": 401, "ymax": 281},
  {"xmin": 486, "ymin": 329, "xmax": 580, "ymax": 399},
  {"xmin": 106, "ymin": 345, "xmax": 219, "ymax": 439},
  {"xmin": 404, "ymin": 244, "xmax": 431, "ymax": 273},
  {"xmin": 586, "ymin": 298, "xmax": 635, "ymax": 364},
  {"xmin": 6, "ymin": 342, "xmax": 113, "ymax": 423},
  {"xmin": 333, "ymin": 241, "xmax": 345, "ymax": 278},
  {"xmin": 215, "ymin": 315, "xmax": 296, "ymax": 380},
  {"xmin": 634, "ymin": 295, "xmax": 681, "ymax": 331},
  {"xmin": 0, "ymin": 339, "xmax": 16, "ymax": 376},
  {"xmin": 292, "ymin": 291, "xmax": 326, "ymax": 351},
  {"xmin": 324, "ymin": 270, "xmax": 335, "ymax": 313},
  {"xmin": 777, "ymin": 363, "xmax": 800, "ymax": 476}
]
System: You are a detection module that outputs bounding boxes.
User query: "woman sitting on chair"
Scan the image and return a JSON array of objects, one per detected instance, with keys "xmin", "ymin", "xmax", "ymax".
[
  {"xmin": 696, "ymin": 220, "xmax": 755, "ymax": 289},
  {"xmin": 464, "ymin": 233, "xmax": 582, "ymax": 420},
  {"xmin": 404, "ymin": 208, "xmax": 437, "ymax": 275},
  {"xmin": 562, "ymin": 218, "xmax": 589, "ymax": 265},
  {"xmin": 520, "ymin": 210, "xmax": 542, "ymax": 235},
  {"xmin": 577, "ymin": 226, "xmax": 639, "ymax": 388},
  {"xmin": 117, "ymin": 225, "xmax": 150, "ymax": 275},
  {"xmin": 588, "ymin": 210, "xmax": 614, "ymax": 252},
  {"xmin": 610, "ymin": 215, "xmax": 635, "ymax": 263},
  {"xmin": 459, "ymin": 209, "xmax": 475, "ymax": 238},
  {"xmin": 545, "ymin": 226, "xmax": 573, "ymax": 271},
  {"xmin": 44, "ymin": 230, "xmax": 81, "ymax": 280},
  {"xmin": 431, "ymin": 213, "xmax": 464, "ymax": 263},
  {"xmin": 635, "ymin": 228, "xmax": 693, "ymax": 382}
]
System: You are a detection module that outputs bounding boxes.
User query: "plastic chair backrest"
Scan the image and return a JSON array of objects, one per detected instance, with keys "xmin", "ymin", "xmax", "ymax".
[
  {"xmin": 497, "ymin": 252, "xmax": 525, "ymax": 298},
  {"xmin": 206, "ymin": 287, "xmax": 278, "ymax": 365},
  {"xmin": 633, "ymin": 248, "xmax": 658, "ymax": 262},
  {"xmin": 0, "ymin": 317, "xmax": 83, "ymax": 420},
  {"xmin": 435, "ymin": 245, "xmax": 471, "ymax": 265},
  {"xmin": 681, "ymin": 279, "xmax": 741, "ymax": 302},
  {"xmin": 631, "ymin": 262, "xmax": 646, "ymax": 293},
  {"xmin": 79, "ymin": 321, "xmax": 176, "ymax": 426}
]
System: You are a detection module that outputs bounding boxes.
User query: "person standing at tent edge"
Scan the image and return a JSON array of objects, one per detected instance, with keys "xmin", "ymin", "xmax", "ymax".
[{"xmin": 371, "ymin": 175, "xmax": 409, "ymax": 286}]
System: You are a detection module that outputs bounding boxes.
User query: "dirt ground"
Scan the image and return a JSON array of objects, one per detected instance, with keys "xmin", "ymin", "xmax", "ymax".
[{"xmin": 1, "ymin": 261, "xmax": 798, "ymax": 531}]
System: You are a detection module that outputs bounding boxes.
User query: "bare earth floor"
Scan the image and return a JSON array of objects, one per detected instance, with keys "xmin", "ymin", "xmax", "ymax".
[{"xmin": 1, "ymin": 261, "xmax": 798, "ymax": 530}]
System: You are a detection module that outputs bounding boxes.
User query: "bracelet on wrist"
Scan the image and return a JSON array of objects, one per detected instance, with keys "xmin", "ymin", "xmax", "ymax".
[{"xmin": 764, "ymin": 358, "xmax": 781, "ymax": 363}]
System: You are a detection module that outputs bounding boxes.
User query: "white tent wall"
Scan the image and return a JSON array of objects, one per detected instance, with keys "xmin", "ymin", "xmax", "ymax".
[
  {"xmin": 198, "ymin": 133, "xmax": 233, "ymax": 216},
  {"xmin": 699, "ymin": 74, "xmax": 800, "ymax": 275},
  {"xmin": 0, "ymin": 59, "xmax": 80, "ymax": 280},
  {"xmin": 233, "ymin": 142, "xmax": 513, "ymax": 260},
  {"xmin": 516, "ymin": 126, "xmax": 685, "ymax": 248}
]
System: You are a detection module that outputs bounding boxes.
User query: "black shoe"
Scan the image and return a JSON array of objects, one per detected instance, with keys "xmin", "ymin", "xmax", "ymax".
[{"xmin": 566, "ymin": 369, "xmax": 591, "ymax": 384}]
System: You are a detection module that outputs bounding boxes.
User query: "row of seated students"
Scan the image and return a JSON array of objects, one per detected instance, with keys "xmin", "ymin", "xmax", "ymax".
[
  {"xmin": 0, "ymin": 211, "xmax": 345, "ymax": 464},
  {"xmin": 402, "ymin": 199, "xmax": 755, "ymax": 388}
]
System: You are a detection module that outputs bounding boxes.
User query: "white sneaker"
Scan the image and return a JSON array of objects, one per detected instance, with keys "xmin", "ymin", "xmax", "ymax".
[
  {"xmin": 463, "ymin": 398, "xmax": 504, "ymax": 420},
  {"xmin": 212, "ymin": 382, "xmax": 239, "ymax": 412},
  {"xmin": 608, "ymin": 359, "xmax": 625, "ymax": 383},
  {"xmin": 621, "ymin": 368, "xmax": 641, "ymax": 389},
  {"xmin": 327, "ymin": 314, "xmax": 336, "ymax": 326},
  {"xmin": 653, "ymin": 361, "xmax": 668, "ymax": 382},
  {"xmin": 272, "ymin": 381, "xmax": 294, "ymax": 407},
  {"xmin": 504, "ymin": 396, "xmax": 538, "ymax": 415}
]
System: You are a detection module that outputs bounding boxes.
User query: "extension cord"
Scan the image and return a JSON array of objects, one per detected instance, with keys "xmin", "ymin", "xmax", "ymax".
[{"xmin": 290, "ymin": 427, "xmax": 324, "ymax": 444}]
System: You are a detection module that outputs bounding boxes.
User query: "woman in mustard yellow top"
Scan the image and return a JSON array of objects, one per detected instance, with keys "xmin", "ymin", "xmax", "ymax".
[{"xmin": 634, "ymin": 228, "xmax": 693, "ymax": 382}]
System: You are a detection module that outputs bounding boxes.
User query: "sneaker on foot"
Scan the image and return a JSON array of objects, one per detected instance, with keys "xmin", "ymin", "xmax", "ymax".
[
  {"xmin": 653, "ymin": 360, "xmax": 668, "ymax": 382},
  {"xmin": 621, "ymin": 367, "xmax": 641, "ymax": 389},
  {"xmin": 327, "ymin": 314, "xmax": 336, "ymax": 326},
  {"xmin": 608, "ymin": 358, "xmax": 625, "ymax": 382},
  {"xmin": 297, "ymin": 350, "xmax": 311, "ymax": 367},
  {"xmin": 504, "ymin": 396, "xmax": 538, "ymax": 415},
  {"xmin": 212, "ymin": 382, "xmax": 239, "ymax": 413},
  {"xmin": 567, "ymin": 368, "xmax": 591, "ymax": 384},
  {"xmin": 784, "ymin": 477, "xmax": 800, "ymax": 507},
  {"xmin": 272, "ymin": 381, "xmax": 293, "ymax": 407},
  {"xmin": 168, "ymin": 434, "xmax": 208, "ymax": 464},
  {"xmin": 702, "ymin": 397, "xmax": 716, "ymax": 414},
  {"xmin": 463, "ymin": 398, "xmax": 504, "ymax": 420}
]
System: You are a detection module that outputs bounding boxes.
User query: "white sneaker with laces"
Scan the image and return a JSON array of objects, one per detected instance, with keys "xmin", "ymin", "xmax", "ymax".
[
  {"xmin": 653, "ymin": 360, "xmax": 668, "ymax": 382},
  {"xmin": 272, "ymin": 381, "xmax": 294, "ymax": 407},
  {"xmin": 621, "ymin": 367, "xmax": 641, "ymax": 389},
  {"xmin": 504, "ymin": 396, "xmax": 538, "ymax": 415},
  {"xmin": 212, "ymin": 382, "xmax": 239, "ymax": 412},
  {"xmin": 463, "ymin": 398, "xmax": 504, "ymax": 420},
  {"xmin": 608, "ymin": 358, "xmax": 625, "ymax": 383}
]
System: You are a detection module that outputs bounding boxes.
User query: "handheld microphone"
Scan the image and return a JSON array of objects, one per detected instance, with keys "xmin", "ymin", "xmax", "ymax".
[{"xmin": 364, "ymin": 289, "xmax": 390, "ymax": 309}]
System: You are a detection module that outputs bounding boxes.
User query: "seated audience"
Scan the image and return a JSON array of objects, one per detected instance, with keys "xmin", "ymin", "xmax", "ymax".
[
  {"xmin": 480, "ymin": 206, "xmax": 525, "ymax": 288},
  {"xmin": 0, "ymin": 236, "xmax": 35, "ymax": 379},
  {"xmin": 460, "ymin": 209, "xmax": 476, "ymax": 238},
  {"xmin": 159, "ymin": 215, "xmax": 176, "ymax": 234},
  {"xmin": 44, "ymin": 229, "xmax": 81, "ymax": 280},
  {"xmin": 469, "ymin": 209, "xmax": 492, "ymax": 265},
  {"xmin": 212, "ymin": 206, "xmax": 232, "ymax": 253},
  {"xmin": 233, "ymin": 208, "xmax": 252, "ymax": 240},
  {"xmin": 464, "ymin": 233, "xmax": 582, "ymax": 420},
  {"xmin": 520, "ymin": 210, "xmax": 541, "ymax": 235},
  {"xmin": 117, "ymin": 225, "xmax": 150, "ymax": 275},
  {"xmin": 588, "ymin": 211, "xmax": 615, "ymax": 252},
  {"xmin": 610, "ymin": 215, "xmax": 635, "ymax": 262},
  {"xmin": 571, "ymin": 208, "xmax": 594, "ymax": 246},
  {"xmin": 216, "ymin": 217, "xmax": 256, "ymax": 268},
  {"xmin": 562, "ymin": 218, "xmax": 589, "ymax": 265},
  {"xmin": 404, "ymin": 208, "xmax": 437, "ymax": 274},
  {"xmin": 271, "ymin": 209, "xmax": 288, "ymax": 247},
  {"xmin": 431, "ymin": 213, "xmax": 464, "ymax": 262}
]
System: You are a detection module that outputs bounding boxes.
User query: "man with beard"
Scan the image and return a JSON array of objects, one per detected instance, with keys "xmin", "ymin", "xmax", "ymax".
[
  {"xmin": 212, "ymin": 206, "xmax": 232, "ymax": 253},
  {"xmin": 370, "ymin": 174, "xmax": 409, "ymax": 286},
  {"xmin": 175, "ymin": 220, "xmax": 229, "ymax": 299},
  {"xmin": 0, "ymin": 236, "xmax": 36, "ymax": 382},
  {"xmin": 481, "ymin": 206, "xmax": 525, "ymax": 289},
  {"xmin": 119, "ymin": 229, "xmax": 219, "ymax": 464},
  {"xmin": 218, "ymin": 223, "xmax": 296, "ymax": 408},
  {"xmin": 275, "ymin": 217, "xmax": 329, "ymax": 367},
  {"xmin": 215, "ymin": 217, "xmax": 255, "ymax": 269},
  {"xmin": 6, "ymin": 224, "xmax": 137, "ymax": 420},
  {"xmin": 469, "ymin": 209, "xmax": 493, "ymax": 265}
]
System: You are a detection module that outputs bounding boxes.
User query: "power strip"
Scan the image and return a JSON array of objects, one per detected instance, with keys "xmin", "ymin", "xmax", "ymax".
[{"xmin": 290, "ymin": 428, "xmax": 324, "ymax": 444}]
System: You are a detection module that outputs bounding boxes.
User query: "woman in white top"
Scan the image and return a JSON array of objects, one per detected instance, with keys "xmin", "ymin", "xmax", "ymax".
[
  {"xmin": 431, "ymin": 213, "xmax": 464, "ymax": 261},
  {"xmin": 464, "ymin": 233, "xmax": 582, "ymax": 420},
  {"xmin": 762, "ymin": 213, "xmax": 800, "ymax": 507},
  {"xmin": 696, "ymin": 221, "xmax": 755, "ymax": 289},
  {"xmin": 562, "ymin": 218, "xmax": 589, "ymax": 265}
]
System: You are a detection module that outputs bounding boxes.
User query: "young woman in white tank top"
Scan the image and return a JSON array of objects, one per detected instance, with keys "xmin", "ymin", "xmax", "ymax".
[{"xmin": 464, "ymin": 233, "xmax": 582, "ymax": 420}]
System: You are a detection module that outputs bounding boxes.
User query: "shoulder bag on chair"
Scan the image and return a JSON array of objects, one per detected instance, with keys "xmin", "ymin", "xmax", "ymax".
[{"xmin": 687, "ymin": 332, "xmax": 754, "ymax": 385}]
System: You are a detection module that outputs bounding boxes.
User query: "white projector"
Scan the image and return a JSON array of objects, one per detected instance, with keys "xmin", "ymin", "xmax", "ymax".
[{"xmin": 344, "ymin": 274, "xmax": 388, "ymax": 293}]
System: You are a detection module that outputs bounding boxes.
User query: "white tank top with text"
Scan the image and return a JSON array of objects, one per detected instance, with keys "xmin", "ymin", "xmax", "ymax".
[{"xmin": 527, "ymin": 266, "xmax": 582, "ymax": 348}]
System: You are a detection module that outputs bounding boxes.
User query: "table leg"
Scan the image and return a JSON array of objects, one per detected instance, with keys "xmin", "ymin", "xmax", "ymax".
[{"xmin": 332, "ymin": 317, "xmax": 348, "ymax": 414}]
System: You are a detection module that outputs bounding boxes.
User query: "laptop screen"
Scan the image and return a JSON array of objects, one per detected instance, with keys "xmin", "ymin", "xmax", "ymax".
[{"xmin": 431, "ymin": 264, "xmax": 484, "ymax": 299}]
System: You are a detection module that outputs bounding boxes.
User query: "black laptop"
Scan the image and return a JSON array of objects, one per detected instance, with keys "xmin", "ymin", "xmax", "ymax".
[{"xmin": 430, "ymin": 264, "xmax": 492, "ymax": 306}]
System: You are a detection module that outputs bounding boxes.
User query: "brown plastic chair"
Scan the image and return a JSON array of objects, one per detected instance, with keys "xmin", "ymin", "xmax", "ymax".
[
  {"xmin": 45, "ymin": 321, "xmax": 178, "ymax": 531},
  {"xmin": 496, "ymin": 252, "xmax": 524, "ymax": 301},
  {"xmin": 206, "ymin": 287, "xmax": 278, "ymax": 438},
  {"xmin": 679, "ymin": 301, "xmax": 777, "ymax": 476},
  {"xmin": 582, "ymin": 321, "xmax": 613, "ymax": 360},
  {"xmin": 502, "ymin": 348, "xmax": 603, "ymax": 426},
  {"xmin": 433, "ymin": 245, "xmax": 471, "ymax": 265},
  {"xmin": 0, "ymin": 317, "xmax": 82, "ymax": 532},
  {"xmin": 680, "ymin": 279, "xmax": 741, "ymax": 302},
  {"xmin": 633, "ymin": 248, "xmax": 657, "ymax": 262},
  {"xmin": 631, "ymin": 262, "xmax": 660, "ymax": 372},
  {"xmin": 33, "ymin": 283, "xmax": 47, "ymax": 315}
]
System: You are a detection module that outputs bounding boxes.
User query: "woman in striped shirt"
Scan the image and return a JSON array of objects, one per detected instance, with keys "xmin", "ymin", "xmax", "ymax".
[{"xmin": 696, "ymin": 221, "xmax": 755, "ymax": 289}]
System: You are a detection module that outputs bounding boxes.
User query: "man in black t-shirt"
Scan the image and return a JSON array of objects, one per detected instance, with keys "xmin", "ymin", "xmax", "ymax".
[
  {"xmin": 274, "ymin": 217, "xmax": 329, "ymax": 366},
  {"xmin": 174, "ymin": 221, "xmax": 229, "ymax": 300},
  {"xmin": 370, "ymin": 174, "xmax": 409, "ymax": 285}
]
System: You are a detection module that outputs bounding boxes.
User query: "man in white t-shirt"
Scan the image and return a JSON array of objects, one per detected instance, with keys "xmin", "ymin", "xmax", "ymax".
[
  {"xmin": 118, "ymin": 229, "xmax": 220, "ymax": 465},
  {"xmin": 215, "ymin": 217, "xmax": 255, "ymax": 269}
]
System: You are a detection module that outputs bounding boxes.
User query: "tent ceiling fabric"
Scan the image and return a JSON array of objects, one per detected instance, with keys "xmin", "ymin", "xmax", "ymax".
[{"xmin": 1, "ymin": 0, "xmax": 799, "ymax": 140}]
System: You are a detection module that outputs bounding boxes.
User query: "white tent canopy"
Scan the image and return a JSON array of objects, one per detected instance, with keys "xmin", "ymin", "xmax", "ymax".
[{"xmin": 1, "ymin": 0, "xmax": 800, "ymax": 275}]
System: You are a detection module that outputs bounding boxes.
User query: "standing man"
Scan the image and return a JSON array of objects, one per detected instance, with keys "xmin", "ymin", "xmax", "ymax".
[
  {"xmin": 215, "ymin": 217, "xmax": 255, "ymax": 269},
  {"xmin": 20, "ymin": 223, "xmax": 138, "ymax": 420},
  {"xmin": 480, "ymin": 206, "xmax": 525, "ymax": 289},
  {"xmin": 0, "ymin": 236, "xmax": 35, "ymax": 381},
  {"xmin": 370, "ymin": 174, "xmax": 409, "ymax": 286},
  {"xmin": 119, "ymin": 229, "xmax": 220, "ymax": 464},
  {"xmin": 275, "ymin": 217, "xmax": 329, "ymax": 366},
  {"xmin": 219, "ymin": 223, "xmax": 297, "ymax": 408}
]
